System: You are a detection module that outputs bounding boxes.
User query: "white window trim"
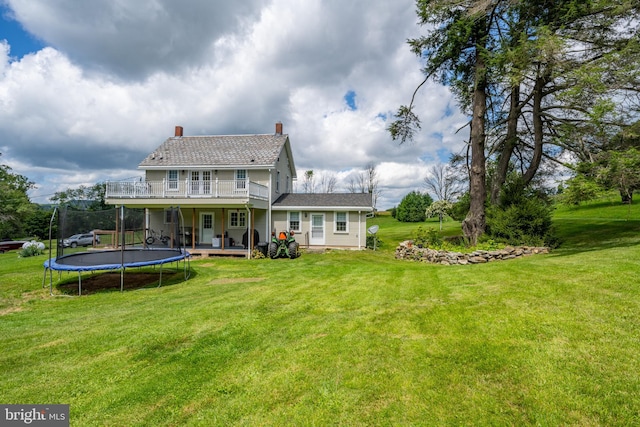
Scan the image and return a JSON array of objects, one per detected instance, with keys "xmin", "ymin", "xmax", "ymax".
[
  {"xmin": 334, "ymin": 211, "xmax": 349, "ymax": 233},
  {"xmin": 288, "ymin": 211, "xmax": 301, "ymax": 232},
  {"xmin": 167, "ymin": 170, "xmax": 179, "ymax": 191},
  {"xmin": 235, "ymin": 169, "xmax": 247, "ymax": 190},
  {"xmin": 228, "ymin": 210, "xmax": 247, "ymax": 229}
]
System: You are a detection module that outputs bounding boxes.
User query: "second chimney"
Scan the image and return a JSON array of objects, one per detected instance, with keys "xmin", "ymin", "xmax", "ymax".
[
  {"xmin": 275, "ymin": 122, "xmax": 283, "ymax": 135},
  {"xmin": 175, "ymin": 126, "xmax": 184, "ymax": 137}
]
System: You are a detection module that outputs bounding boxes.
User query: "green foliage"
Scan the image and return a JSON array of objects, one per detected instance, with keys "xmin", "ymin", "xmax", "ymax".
[
  {"xmin": 450, "ymin": 192, "xmax": 470, "ymax": 221},
  {"xmin": 595, "ymin": 148, "xmax": 640, "ymax": 204},
  {"xmin": 50, "ymin": 183, "xmax": 108, "ymax": 211},
  {"xmin": 0, "ymin": 157, "xmax": 35, "ymax": 239},
  {"xmin": 559, "ymin": 175, "xmax": 602, "ymax": 206},
  {"xmin": 366, "ymin": 234, "xmax": 383, "ymax": 250},
  {"xmin": 413, "ymin": 226, "xmax": 442, "ymax": 248},
  {"xmin": 486, "ymin": 184, "xmax": 556, "ymax": 246},
  {"xmin": 23, "ymin": 207, "xmax": 56, "ymax": 240},
  {"xmin": 396, "ymin": 191, "xmax": 433, "ymax": 222}
]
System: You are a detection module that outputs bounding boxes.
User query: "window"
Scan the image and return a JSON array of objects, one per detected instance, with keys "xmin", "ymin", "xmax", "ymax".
[
  {"xmin": 167, "ymin": 170, "xmax": 178, "ymax": 190},
  {"xmin": 288, "ymin": 211, "xmax": 301, "ymax": 232},
  {"xmin": 276, "ymin": 171, "xmax": 280, "ymax": 193},
  {"xmin": 235, "ymin": 169, "xmax": 247, "ymax": 190},
  {"xmin": 164, "ymin": 209, "xmax": 176, "ymax": 224},
  {"xmin": 229, "ymin": 210, "xmax": 247, "ymax": 228},
  {"xmin": 335, "ymin": 212, "xmax": 348, "ymax": 233}
]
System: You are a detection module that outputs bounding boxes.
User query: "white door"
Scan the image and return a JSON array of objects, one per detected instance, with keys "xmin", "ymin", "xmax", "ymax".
[
  {"xmin": 310, "ymin": 214, "xmax": 325, "ymax": 245},
  {"xmin": 200, "ymin": 212, "xmax": 214, "ymax": 244}
]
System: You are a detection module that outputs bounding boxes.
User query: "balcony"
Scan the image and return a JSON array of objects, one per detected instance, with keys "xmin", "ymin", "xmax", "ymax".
[{"xmin": 106, "ymin": 179, "xmax": 269, "ymax": 200}]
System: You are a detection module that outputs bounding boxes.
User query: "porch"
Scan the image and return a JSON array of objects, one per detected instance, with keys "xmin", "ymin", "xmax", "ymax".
[
  {"xmin": 105, "ymin": 179, "xmax": 269, "ymax": 200},
  {"xmin": 185, "ymin": 244, "xmax": 250, "ymax": 258}
]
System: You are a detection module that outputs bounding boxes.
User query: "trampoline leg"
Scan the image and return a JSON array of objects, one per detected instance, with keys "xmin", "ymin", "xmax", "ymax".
[
  {"xmin": 158, "ymin": 263, "xmax": 163, "ymax": 288},
  {"xmin": 78, "ymin": 272, "xmax": 82, "ymax": 296},
  {"xmin": 121, "ymin": 268, "xmax": 124, "ymax": 292}
]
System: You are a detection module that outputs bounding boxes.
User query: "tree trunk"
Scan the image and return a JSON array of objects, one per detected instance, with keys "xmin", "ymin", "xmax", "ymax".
[
  {"xmin": 462, "ymin": 35, "xmax": 488, "ymax": 246},
  {"xmin": 522, "ymin": 72, "xmax": 548, "ymax": 186},
  {"xmin": 491, "ymin": 85, "xmax": 520, "ymax": 205},
  {"xmin": 620, "ymin": 189, "xmax": 633, "ymax": 204}
]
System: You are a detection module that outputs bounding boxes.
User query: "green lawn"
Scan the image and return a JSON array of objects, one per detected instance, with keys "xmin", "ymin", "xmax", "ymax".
[{"xmin": 1, "ymin": 198, "xmax": 640, "ymax": 426}]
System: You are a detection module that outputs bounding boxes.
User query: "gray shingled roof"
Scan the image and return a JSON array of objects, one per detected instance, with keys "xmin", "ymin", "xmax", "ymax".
[
  {"xmin": 139, "ymin": 134, "xmax": 289, "ymax": 168},
  {"xmin": 272, "ymin": 193, "xmax": 373, "ymax": 210}
]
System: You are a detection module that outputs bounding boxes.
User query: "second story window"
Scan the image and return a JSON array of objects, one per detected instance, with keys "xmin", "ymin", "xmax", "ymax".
[
  {"xmin": 236, "ymin": 169, "xmax": 247, "ymax": 190},
  {"xmin": 277, "ymin": 171, "xmax": 280, "ymax": 193},
  {"xmin": 167, "ymin": 170, "xmax": 178, "ymax": 191}
]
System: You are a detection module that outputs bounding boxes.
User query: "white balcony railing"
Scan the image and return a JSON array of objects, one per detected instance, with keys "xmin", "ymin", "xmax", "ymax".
[{"xmin": 106, "ymin": 179, "xmax": 269, "ymax": 200}]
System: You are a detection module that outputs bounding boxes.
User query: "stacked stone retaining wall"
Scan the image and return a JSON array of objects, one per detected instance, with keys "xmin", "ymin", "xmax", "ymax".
[{"xmin": 395, "ymin": 241, "xmax": 549, "ymax": 265}]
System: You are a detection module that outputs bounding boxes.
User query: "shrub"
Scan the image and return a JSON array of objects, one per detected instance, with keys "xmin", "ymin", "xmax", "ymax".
[
  {"xmin": 251, "ymin": 249, "xmax": 266, "ymax": 259},
  {"xmin": 486, "ymin": 185, "xmax": 556, "ymax": 246},
  {"xmin": 366, "ymin": 235, "xmax": 383, "ymax": 249},
  {"xmin": 19, "ymin": 241, "xmax": 45, "ymax": 257},
  {"xmin": 396, "ymin": 191, "xmax": 433, "ymax": 222},
  {"xmin": 558, "ymin": 175, "xmax": 602, "ymax": 206},
  {"xmin": 413, "ymin": 226, "xmax": 442, "ymax": 248}
]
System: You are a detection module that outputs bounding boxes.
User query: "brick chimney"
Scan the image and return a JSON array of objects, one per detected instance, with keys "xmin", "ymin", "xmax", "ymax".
[
  {"xmin": 175, "ymin": 126, "xmax": 183, "ymax": 137},
  {"xmin": 275, "ymin": 122, "xmax": 283, "ymax": 135}
]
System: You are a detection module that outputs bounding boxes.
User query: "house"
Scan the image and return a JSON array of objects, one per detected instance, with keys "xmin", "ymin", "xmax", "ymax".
[{"xmin": 105, "ymin": 123, "xmax": 374, "ymax": 257}]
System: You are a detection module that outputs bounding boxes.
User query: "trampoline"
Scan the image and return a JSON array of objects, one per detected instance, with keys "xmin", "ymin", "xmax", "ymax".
[
  {"xmin": 44, "ymin": 249, "xmax": 190, "ymax": 295},
  {"xmin": 44, "ymin": 206, "xmax": 191, "ymax": 295}
]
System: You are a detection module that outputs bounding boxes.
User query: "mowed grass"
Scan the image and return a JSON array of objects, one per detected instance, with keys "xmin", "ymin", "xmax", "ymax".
[{"xmin": 1, "ymin": 198, "xmax": 640, "ymax": 426}]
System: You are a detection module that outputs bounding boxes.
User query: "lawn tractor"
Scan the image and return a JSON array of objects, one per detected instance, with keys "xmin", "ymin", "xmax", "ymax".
[{"xmin": 268, "ymin": 230, "xmax": 300, "ymax": 259}]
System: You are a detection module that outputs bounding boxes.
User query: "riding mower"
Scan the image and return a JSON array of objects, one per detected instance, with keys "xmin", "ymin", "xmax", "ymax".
[{"xmin": 268, "ymin": 230, "xmax": 300, "ymax": 259}]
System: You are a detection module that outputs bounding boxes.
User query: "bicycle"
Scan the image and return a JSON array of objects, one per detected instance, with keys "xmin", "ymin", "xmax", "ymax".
[{"xmin": 145, "ymin": 229, "xmax": 170, "ymax": 245}]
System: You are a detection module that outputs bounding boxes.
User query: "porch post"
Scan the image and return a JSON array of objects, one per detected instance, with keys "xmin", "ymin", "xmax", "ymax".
[
  {"xmin": 145, "ymin": 208, "xmax": 149, "ymax": 248},
  {"xmin": 191, "ymin": 208, "xmax": 196, "ymax": 250},
  {"xmin": 115, "ymin": 206, "xmax": 119, "ymax": 249},
  {"xmin": 221, "ymin": 208, "xmax": 225, "ymax": 249},
  {"xmin": 251, "ymin": 208, "xmax": 255, "ymax": 249},
  {"xmin": 246, "ymin": 205, "xmax": 252, "ymax": 259}
]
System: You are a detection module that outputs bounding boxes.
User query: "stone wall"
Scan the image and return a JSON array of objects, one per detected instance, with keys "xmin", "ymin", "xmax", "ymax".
[{"xmin": 395, "ymin": 241, "xmax": 549, "ymax": 265}]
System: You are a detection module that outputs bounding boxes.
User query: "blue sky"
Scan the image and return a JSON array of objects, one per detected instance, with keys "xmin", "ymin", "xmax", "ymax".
[
  {"xmin": 0, "ymin": 0, "xmax": 468, "ymax": 208},
  {"xmin": 0, "ymin": 5, "xmax": 44, "ymax": 58}
]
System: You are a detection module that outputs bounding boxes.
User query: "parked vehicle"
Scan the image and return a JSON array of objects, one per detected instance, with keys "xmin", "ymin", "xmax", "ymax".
[
  {"xmin": 62, "ymin": 233, "xmax": 100, "ymax": 248},
  {"xmin": 0, "ymin": 239, "xmax": 28, "ymax": 253},
  {"xmin": 268, "ymin": 230, "xmax": 300, "ymax": 259}
]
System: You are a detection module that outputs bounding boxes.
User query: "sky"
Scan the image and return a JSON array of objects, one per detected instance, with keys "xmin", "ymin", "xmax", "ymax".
[{"xmin": 0, "ymin": 0, "xmax": 468, "ymax": 209}]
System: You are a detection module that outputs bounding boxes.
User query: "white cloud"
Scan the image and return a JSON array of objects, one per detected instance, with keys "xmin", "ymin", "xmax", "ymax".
[{"xmin": 0, "ymin": 0, "xmax": 469, "ymax": 208}]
